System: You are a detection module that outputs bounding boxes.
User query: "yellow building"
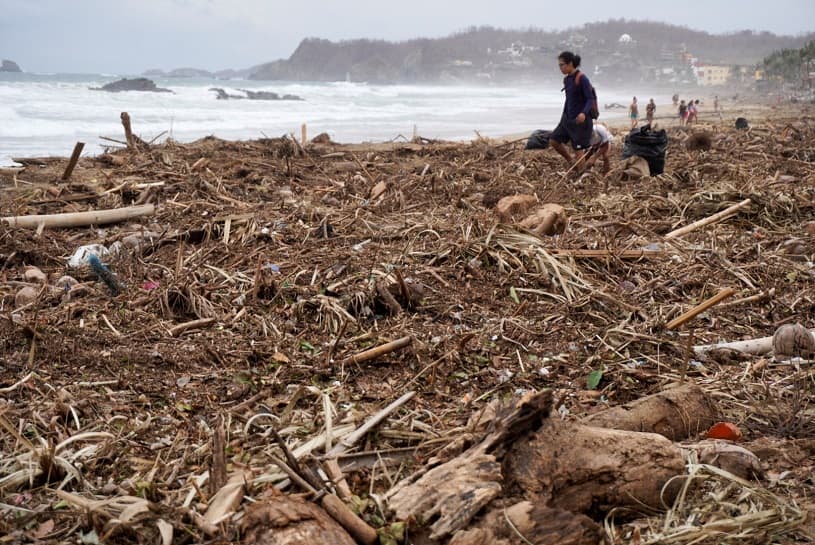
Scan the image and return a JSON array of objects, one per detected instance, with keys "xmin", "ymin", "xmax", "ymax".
[{"xmin": 697, "ymin": 65, "xmax": 731, "ymax": 86}]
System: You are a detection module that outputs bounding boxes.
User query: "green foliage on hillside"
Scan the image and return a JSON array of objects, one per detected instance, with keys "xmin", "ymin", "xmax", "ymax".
[
  {"xmin": 763, "ymin": 40, "xmax": 815, "ymax": 81},
  {"xmin": 249, "ymin": 20, "xmax": 815, "ymax": 83}
]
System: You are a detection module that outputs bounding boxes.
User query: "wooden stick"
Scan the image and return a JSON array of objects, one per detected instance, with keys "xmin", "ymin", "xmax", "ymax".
[
  {"xmin": 61, "ymin": 142, "xmax": 85, "ymax": 181},
  {"xmin": 338, "ymin": 336, "xmax": 412, "ymax": 366},
  {"xmin": 121, "ymin": 112, "xmax": 135, "ymax": 148},
  {"xmin": 269, "ymin": 454, "xmax": 378, "ymax": 545},
  {"xmin": 717, "ymin": 288, "xmax": 775, "ymax": 309},
  {"xmin": 301, "ymin": 123, "xmax": 308, "ymax": 146},
  {"xmin": 323, "ymin": 459, "xmax": 353, "ymax": 501},
  {"xmin": 327, "ymin": 391, "xmax": 415, "ymax": 457},
  {"xmin": 665, "ymin": 288, "xmax": 736, "ymax": 330},
  {"xmin": 664, "ymin": 199, "xmax": 751, "ymax": 240},
  {"xmin": 1, "ymin": 204, "xmax": 155, "ymax": 229},
  {"xmin": 694, "ymin": 329, "xmax": 815, "ymax": 356},
  {"xmin": 168, "ymin": 317, "xmax": 216, "ymax": 337},
  {"xmin": 320, "ymin": 494, "xmax": 378, "ymax": 545}
]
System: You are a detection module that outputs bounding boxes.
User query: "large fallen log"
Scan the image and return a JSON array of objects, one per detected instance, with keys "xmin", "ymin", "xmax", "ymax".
[
  {"xmin": 1, "ymin": 204, "xmax": 155, "ymax": 229},
  {"xmin": 582, "ymin": 382, "xmax": 719, "ymax": 441},
  {"xmin": 386, "ymin": 390, "xmax": 552, "ymax": 540},
  {"xmin": 504, "ymin": 420, "xmax": 685, "ymax": 515}
]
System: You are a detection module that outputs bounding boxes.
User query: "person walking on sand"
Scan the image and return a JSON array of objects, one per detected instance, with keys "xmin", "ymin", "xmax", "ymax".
[
  {"xmin": 672, "ymin": 93, "xmax": 679, "ymax": 107},
  {"xmin": 549, "ymin": 51, "xmax": 595, "ymax": 173},
  {"xmin": 687, "ymin": 99, "xmax": 698, "ymax": 125},
  {"xmin": 646, "ymin": 98, "xmax": 656, "ymax": 125},
  {"xmin": 629, "ymin": 97, "xmax": 639, "ymax": 129},
  {"xmin": 583, "ymin": 123, "xmax": 614, "ymax": 175},
  {"xmin": 678, "ymin": 100, "xmax": 688, "ymax": 126}
]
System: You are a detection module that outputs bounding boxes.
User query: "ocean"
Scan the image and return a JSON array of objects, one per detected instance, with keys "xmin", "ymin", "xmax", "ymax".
[{"xmin": 0, "ymin": 73, "xmax": 654, "ymax": 166}]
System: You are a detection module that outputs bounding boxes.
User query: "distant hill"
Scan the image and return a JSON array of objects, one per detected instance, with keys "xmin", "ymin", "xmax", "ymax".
[
  {"xmin": 248, "ymin": 20, "xmax": 815, "ymax": 84},
  {"xmin": 142, "ymin": 67, "xmax": 251, "ymax": 79}
]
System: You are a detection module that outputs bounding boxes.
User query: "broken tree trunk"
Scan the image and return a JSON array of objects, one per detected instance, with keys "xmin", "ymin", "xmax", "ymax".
[
  {"xmin": 1, "ymin": 204, "xmax": 155, "ymax": 229},
  {"xmin": 386, "ymin": 391, "xmax": 553, "ymax": 540},
  {"xmin": 121, "ymin": 112, "xmax": 135, "ymax": 148},
  {"xmin": 504, "ymin": 419, "xmax": 685, "ymax": 515},
  {"xmin": 582, "ymin": 382, "xmax": 719, "ymax": 441}
]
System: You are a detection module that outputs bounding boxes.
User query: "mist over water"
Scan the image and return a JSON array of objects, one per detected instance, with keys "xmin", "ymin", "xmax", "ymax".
[{"xmin": 1, "ymin": 73, "xmax": 658, "ymax": 166}]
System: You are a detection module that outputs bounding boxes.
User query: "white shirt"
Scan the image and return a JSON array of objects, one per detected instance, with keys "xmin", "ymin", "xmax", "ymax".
[{"xmin": 590, "ymin": 124, "xmax": 613, "ymax": 146}]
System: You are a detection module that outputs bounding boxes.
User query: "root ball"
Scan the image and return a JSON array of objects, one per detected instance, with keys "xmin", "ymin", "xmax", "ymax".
[{"xmin": 772, "ymin": 323, "xmax": 815, "ymax": 358}]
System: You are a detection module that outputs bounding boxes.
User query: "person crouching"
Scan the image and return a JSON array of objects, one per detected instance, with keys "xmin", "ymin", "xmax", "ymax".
[{"xmin": 584, "ymin": 123, "xmax": 613, "ymax": 175}]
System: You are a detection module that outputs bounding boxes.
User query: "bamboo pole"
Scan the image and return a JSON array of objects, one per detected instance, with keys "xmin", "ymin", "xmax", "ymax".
[
  {"xmin": 168, "ymin": 317, "xmax": 216, "ymax": 337},
  {"xmin": 665, "ymin": 288, "xmax": 736, "ymax": 330},
  {"xmin": 1, "ymin": 204, "xmax": 155, "ymax": 229},
  {"xmin": 61, "ymin": 142, "xmax": 85, "ymax": 181},
  {"xmin": 337, "ymin": 336, "xmax": 412, "ymax": 366},
  {"xmin": 664, "ymin": 199, "xmax": 751, "ymax": 240}
]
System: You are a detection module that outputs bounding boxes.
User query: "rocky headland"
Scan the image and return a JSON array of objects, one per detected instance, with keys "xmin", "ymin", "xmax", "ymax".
[
  {"xmin": 0, "ymin": 59, "xmax": 22, "ymax": 72},
  {"xmin": 90, "ymin": 77, "xmax": 172, "ymax": 93}
]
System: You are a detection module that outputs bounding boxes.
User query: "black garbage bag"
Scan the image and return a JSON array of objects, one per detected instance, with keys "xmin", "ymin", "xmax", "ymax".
[
  {"xmin": 525, "ymin": 129, "xmax": 552, "ymax": 150},
  {"xmin": 622, "ymin": 124, "xmax": 668, "ymax": 175},
  {"xmin": 735, "ymin": 117, "xmax": 749, "ymax": 130}
]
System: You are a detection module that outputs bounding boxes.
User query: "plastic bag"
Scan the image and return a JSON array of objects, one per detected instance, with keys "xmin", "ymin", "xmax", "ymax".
[
  {"xmin": 525, "ymin": 129, "xmax": 552, "ymax": 150},
  {"xmin": 622, "ymin": 125, "xmax": 668, "ymax": 175}
]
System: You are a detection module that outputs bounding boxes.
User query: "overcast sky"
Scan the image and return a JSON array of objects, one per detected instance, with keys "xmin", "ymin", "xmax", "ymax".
[{"xmin": 2, "ymin": 0, "xmax": 814, "ymax": 74}]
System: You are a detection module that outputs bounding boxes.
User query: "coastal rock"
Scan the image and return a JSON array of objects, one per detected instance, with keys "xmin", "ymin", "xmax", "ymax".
[
  {"xmin": 1, "ymin": 59, "xmax": 22, "ymax": 72},
  {"xmin": 91, "ymin": 78, "xmax": 172, "ymax": 93},
  {"xmin": 208, "ymin": 88, "xmax": 303, "ymax": 101}
]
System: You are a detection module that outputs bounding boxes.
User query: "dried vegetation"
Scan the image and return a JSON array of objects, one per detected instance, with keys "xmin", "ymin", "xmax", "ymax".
[{"xmin": 1, "ymin": 107, "xmax": 815, "ymax": 544}]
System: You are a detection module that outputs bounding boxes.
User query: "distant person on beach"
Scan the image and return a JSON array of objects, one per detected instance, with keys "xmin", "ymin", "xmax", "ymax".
[
  {"xmin": 672, "ymin": 93, "xmax": 679, "ymax": 107},
  {"xmin": 646, "ymin": 98, "xmax": 656, "ymax": 125},
  {"xmin": 549, "ymin": 51, "xmax": 595, "ymax": 172},
  {"xmin": 629, "ymin": 97, "xmax": 639, "ymax": 129},
  {"xmin": 584, "ymin": 123, "xmax": 613, "ymax": 175},
  {"xmin": 714, "ymin": 95, "xmax": 723, "ymax": 119},
  {"xmin": 688, "ymin": 99, "xmax": 699, "ymax": 124},
  {"xmin": 678, "ymin": 100, "xmax": 688, "ymax": 126}
]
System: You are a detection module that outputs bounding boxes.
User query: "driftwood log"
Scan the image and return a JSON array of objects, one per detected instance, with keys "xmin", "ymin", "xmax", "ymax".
[
  {"xmin": 386, "ymin": 391, "xmax": 552, "ymax": 540},
  {"xmin": 582, "ymin": 382, "xmax": 719, "ymax": 440},
  {"xmin": 504, "ymin": 420, "xmax": 685, "ymax": 515},
  {"xmin": 386, "ymin": 385, "xmax": 750, "ymax": 541}
]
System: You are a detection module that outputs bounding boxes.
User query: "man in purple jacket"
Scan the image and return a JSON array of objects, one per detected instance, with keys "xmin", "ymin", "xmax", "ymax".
[{"xmin": 550, "ymin": 51, "xmax": 595, "ymax": 172}]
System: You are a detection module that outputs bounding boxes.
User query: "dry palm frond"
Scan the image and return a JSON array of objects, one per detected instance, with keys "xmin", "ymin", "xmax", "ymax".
[
  {"xmin": 462, "ymin": 225, "xmax": 591, "ymax": 302},
  {"xmin": 292, "ymin": 294, "xmax": 356, "ymax": 333},
  {"xmin": 0, "ymin": 429, "xmax": 114, "ymax": 491}
]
